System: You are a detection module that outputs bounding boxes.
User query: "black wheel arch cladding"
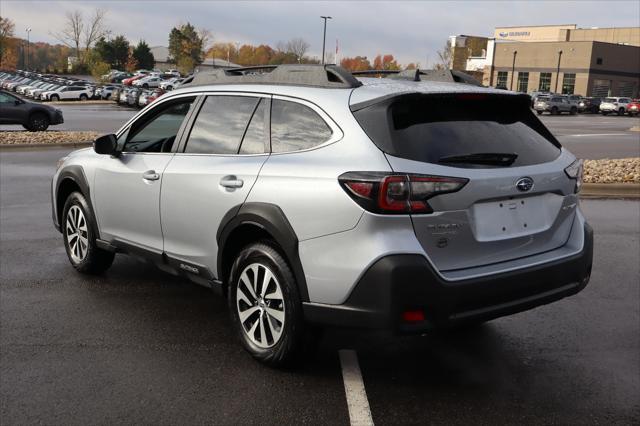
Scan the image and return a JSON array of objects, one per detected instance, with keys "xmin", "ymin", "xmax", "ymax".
[
  {"xmin": 54, "ymin": 166, "xmax": 100, "ymax": 238},
  {"xmin": 217, "ymin": 202, "xmax": 310, "ymax": 302}
]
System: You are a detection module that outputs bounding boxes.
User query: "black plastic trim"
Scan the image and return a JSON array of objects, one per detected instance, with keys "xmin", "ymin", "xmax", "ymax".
[
  {"xmin": 217, "ymin": 202, "xmax": 309, "ymax": 302},
  {"xmin": 53, "ymin": 165, "xmax": 98, "ymax": 237},
  {"xmin": 304, "ymin": 223, "xmax": 593, "ymax": 333}
]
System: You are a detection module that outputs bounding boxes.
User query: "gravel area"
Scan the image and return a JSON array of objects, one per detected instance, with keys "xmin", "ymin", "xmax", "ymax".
[
  {"xmin": 584, "ymin": 158, "xmax": 640, "ymax": 184},
  {"xmin": 0, "ymin": 131, "xmax": 97, "ymax": 145}
]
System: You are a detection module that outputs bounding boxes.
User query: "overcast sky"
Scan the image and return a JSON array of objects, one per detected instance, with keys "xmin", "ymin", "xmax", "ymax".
[{"xmin": 3, "ymin": 0, "xmax": 639, "ymax": 66}]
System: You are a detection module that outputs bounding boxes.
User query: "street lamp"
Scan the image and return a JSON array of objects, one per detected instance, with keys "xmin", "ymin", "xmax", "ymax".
[
  {"xmin": 555, "ymin": 49, "xmax": 563, "ymax": 93},
  {"xmin": 320, "ymin": 16, "xmax": 332, "ymax": 65},
  {"xmin": 510, "ymin": 50, "xmax": 517, "ymax": 91},
  {"xmin": 26, "ymin": 28, "xmax": 31, "ymax": 71}
]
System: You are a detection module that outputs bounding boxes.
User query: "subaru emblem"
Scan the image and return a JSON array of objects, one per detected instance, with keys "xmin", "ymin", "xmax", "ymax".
[{"xmin": 516, "ymin": 177, "xmax": 534, "ymax": 192}]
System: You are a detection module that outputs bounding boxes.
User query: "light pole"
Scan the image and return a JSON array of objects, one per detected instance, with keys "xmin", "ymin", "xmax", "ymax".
[
  {"xmin": 510, "ymin": 49, "xmax": 517, "ymax": 91},
  {"xmin": 25, "ymin": 28, "xmax": 31, "ymax": 70},
  {"xmin": 320, "ymin": 16, "xmax": 332, "ymax": 65},
  {"xmin": 554, "ymin": 49, "xmax": 563, "ymax": 94}
]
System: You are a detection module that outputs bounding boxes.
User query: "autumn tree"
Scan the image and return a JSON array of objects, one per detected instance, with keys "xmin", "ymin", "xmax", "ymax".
[
  {"xmin": 340, "ymin": 56, "xmax": 372, "ymax": 71},
  {"xmin": 51, "ymin": 8, "xmax": 108, "ymax": 65},
  {"xmin": 372, "ymin": 54, "xmax": 400, "ymax": 70},
  {"xmin": 132, "ymin": 40, "xmax": 154, "ymax": 70},
  {"xmin": 0, "ymin": 16, "xmax": 18, "ymax": 70},
  {"xmin": 285, "ymin": 38, "xmax": 309, "ymax": 63}
]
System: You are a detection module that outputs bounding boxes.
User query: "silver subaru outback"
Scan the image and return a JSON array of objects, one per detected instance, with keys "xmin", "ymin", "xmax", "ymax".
[{"xmin": 52, "ymin": 65, "xmax": 593, "ymax": 366}]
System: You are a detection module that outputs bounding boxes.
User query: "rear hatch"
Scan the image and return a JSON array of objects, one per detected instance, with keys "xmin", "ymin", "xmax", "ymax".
[{"xmin": 352, "ymin": 92, "xmax": 579, "ymax": 272}]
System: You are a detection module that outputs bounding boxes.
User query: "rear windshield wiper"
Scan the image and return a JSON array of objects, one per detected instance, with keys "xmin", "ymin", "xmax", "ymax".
[{"xmin": 438, "ymin": 153, "xmax": 518, "ymax": 166}]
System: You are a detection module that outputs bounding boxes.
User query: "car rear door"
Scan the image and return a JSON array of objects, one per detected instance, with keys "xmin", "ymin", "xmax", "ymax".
[
  {"xmin": 93, "ymin": 95, "xmax": 197, "ymax": 252},
  {"xmin": 160, "ymin": 93, "xmax": 270, "ymax": 278},
  {"xmin": 352, "ymin": 93, "xmax": 580, "ymax": 272}
]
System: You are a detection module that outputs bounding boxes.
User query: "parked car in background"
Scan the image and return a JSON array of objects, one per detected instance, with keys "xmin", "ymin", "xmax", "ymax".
[
  {"xmin": 600, "ymin": 97, "xmax": 632, "ymax": 115},
  {"xmin": 625, "ymin": 99, "xmax": 639, "ymax": 116},
  {"xmin": 578, "ymin": 97, "xmax": 602, "ymax": 113},
  {"xmin": 44, "ymin": 86, "xmax": 93, "ymax": 102},
  {"xmin": 146, "ymin": 89, "xmax": 164, "ymax": 105},
  {"xmin": 95, "ymin": 84, "xmax": 122, "ymax": 100},
  {"xmin": 0, "ymin": 89, "xmax": 63, "ymax": 131},
  {"xmin": 163, "ymin": 69, "xmax": 181, "ymax": 78},
  {"xmin": 122, "ymin": 75, "xmax": 145, "ymax": 86},
  {"xmin": 159, "ymin": 77, "xmax": 182, "ymax": 91},
  {"xmin": 534, "ymin": 95, "xmax": 577, "ymax": 115},
  {"xmin": 134, "ymin": 76, "xmax": 163, "ymax": 89}
]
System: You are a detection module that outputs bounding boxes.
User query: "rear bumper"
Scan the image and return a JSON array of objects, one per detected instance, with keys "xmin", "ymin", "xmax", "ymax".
[{"xmin": 304, "ymin": 223, "xmax": 593, "ymax": 333}]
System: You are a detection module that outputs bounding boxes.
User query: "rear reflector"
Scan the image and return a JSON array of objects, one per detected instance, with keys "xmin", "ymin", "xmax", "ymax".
[
  {"xmin": 339, "ymin": 172, "xmax": 468, "ymax": 214},
  {"xmin": 402, "ymin": 310, "xmax": 425, "ymax": 323}
]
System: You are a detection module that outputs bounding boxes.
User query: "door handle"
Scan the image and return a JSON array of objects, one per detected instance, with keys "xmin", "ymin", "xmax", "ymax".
[
  {"xmin": 143, "ymin": 170, "xmax": 160, "ymax": 181},
  {"xmin": 220, "ymin": 175, "xmax": 244, "ymax": 189}
]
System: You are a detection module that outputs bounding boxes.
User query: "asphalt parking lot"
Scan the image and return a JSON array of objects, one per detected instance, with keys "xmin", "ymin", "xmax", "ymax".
[
  {"xmin": 1, "ymin": 148, "xmax": 638, "ymax": 424},
  {"xmin": 1, "ymin": 103, "xmax": 639, "ymax": 159}
]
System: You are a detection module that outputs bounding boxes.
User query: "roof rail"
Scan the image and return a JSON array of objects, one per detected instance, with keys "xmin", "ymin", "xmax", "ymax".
[
  {"xmin": 351, "ymin": 68, "xmax": 483, "ymax": 86},
  {"xmin": 186, "ymin": 64, "xmax": 362, "ymax": 89}
]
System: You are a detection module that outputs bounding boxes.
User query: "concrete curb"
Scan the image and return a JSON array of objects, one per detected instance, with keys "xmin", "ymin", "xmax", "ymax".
[
  {"xmin": 0, "ymin": 142, "xmax": 92, "ymax": 150},
  {"xmin": 46, "ymin": 101, "xmax": 117, "ymax": 106},
  {"xmin": 580, "ymin": 183, "xmax": 640, "ymax": 199},
  {"xmin": 630, "ymin": 126, "xmax": 640, "ymax": 132}
]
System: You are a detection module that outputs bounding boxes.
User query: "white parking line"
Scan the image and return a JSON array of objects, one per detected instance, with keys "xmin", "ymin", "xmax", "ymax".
[{"xmin": 339, "ymin": 349, "xmax": 374, "ymax": 426}]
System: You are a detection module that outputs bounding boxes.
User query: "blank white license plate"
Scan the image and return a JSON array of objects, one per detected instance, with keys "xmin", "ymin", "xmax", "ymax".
[{"xmin": 471, "ymin": 193, "xmax": 562, "ymax": 241}]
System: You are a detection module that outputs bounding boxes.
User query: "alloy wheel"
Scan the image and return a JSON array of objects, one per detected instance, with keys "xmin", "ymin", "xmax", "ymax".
[
  {"xmin": 236, "ymin": 263, "xmax": 286, "ymax": 348},
  {"xmin": 66, "ymin": 205, "xmax": 89, "ymax": 263}
]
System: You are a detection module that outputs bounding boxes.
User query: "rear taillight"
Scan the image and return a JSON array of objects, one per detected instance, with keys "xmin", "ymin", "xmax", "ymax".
[
  {"xmin": 564, "ymin": 159, "xmax": 584, "ymax": 193},
  {"xmin": 339, "ymin": 172, "xmax": 468, "ymax": 214}
]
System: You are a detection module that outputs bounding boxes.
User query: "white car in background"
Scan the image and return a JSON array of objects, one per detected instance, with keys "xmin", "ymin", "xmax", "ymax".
[
  {"xmin": 159, "ymin": 77, "xmax": 182, "ymax": 91},
  {"xmin": 43, "ymin": 86, "xmax": 93, "ymax": 102},
  {"xmin": 599, "ymin": 97, "xmax": 632, "ymax": 115},
  {"xmin": 133, "ymin": 76, "xmax": 162, "ymax": 89}
]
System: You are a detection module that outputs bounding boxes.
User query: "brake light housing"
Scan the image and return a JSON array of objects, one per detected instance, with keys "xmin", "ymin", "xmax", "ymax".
[
  {"xmin": 564, "ymin": 159, "xmax": 584, "ymax": 193},
  {"xmin": 339, "ymin": 172, "xmax": 468, "ymax": 214}
]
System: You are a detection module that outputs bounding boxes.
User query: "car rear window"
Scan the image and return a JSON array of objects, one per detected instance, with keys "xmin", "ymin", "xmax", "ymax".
[{"xmin": 352, "ymin": 93, "xmax": 561, "ymax": 168}]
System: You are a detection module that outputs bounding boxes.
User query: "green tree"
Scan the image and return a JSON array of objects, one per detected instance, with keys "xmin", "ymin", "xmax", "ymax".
[
  {"xmin": 94, "ymin": 35, "xmax": 129, "ymax": 70},
  {"xmin": 168, "ymin": 23, "xmax": 205, "ymax": 71},
  {"xmin": 132, "ymin": 40, "xmax": 154, "ymax": 70}
]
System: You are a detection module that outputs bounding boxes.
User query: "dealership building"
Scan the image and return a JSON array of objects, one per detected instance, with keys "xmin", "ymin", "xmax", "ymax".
[{"xmin": 449, "ymin": 24, "xmax": 640, "ymax": 97}]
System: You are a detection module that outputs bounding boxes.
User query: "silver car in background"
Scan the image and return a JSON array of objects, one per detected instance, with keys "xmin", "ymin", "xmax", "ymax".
[{"xmin": 51, "ymin": 65, "xmax": 593, "ymax": 366}]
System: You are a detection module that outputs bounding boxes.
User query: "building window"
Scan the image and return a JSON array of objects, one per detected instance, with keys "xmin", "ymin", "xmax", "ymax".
[
  {"xmin": 596, "ymin": 57, "xmax": 603, "ymax": 65},
  {"xmin": 517, "ymin": 72, "xmax": 529, "ymax": 93},
  {"xmin": 496, "ymin": 71, "xmax": 508, "ymax": 89},
  {"xmin": 539, "ymin": 73, "xmax": 552, "ymax": 92},
  {"xmin": 562, "ymin": 73, "xmax": 576, "ymax": 94}
]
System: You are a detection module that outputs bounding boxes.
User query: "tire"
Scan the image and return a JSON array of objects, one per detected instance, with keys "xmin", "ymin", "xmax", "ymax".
[
  {"xmin": 25, "ymin": 113, "xmax": 50, "ymax": 131},
  {"xmin": 536, "ymin": 110, "xmax": 543, "ymax": 115},
  {"xmin": 166, "ymin": 85, "xmax": 173, "ymax": 91},
  {"xmin": 228, "ymin": 241, "xmax": 306, "ymax": 366},
  {"xmin": 570, "ymin": 107, "xmax": 577, "ymax": 115},
  {"xmin": 142, "ymin": 83, "xmax": 149, "ymax": 89},
  {"xmin": 618, "ymin": 108, "xmax": 625, "ymax": 116},
  {"xmin": 551, "ymin": 106, "xmax": 559, "ymax": 115},
  {"xmin": 79, "ymin": 93, "xmax": 88, "ymax": 101},
  {"xmin": 602, "ymin": 111, "xmax": 608, "ymax": 115},
  {"xmin": 62, "ymin": 192, "xmax": 115, "ymax": 274},
  {"xmin": 50, "ymin": 94, "xmax": 60, "ymax": 102}
]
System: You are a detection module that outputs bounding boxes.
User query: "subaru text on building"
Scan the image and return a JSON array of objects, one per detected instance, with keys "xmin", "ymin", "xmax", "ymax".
[{"xmin": 51, "ymin": 65, "xmax": 593, "ymax": 366}]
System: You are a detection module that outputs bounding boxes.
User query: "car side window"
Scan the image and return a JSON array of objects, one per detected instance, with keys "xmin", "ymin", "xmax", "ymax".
[
  {"xmin": 184, "ymin": 95, "xmax": 259, "ymax": 154},
  {"xmin": 0, "ymin": 92, "xmax": 16, "ymax": 103},
  {"xmin": 270, "ymin": 99, "xmax": 332, "ymax": 153},
  {"xmin": 239, "ymin": 98, "xmax": 268, "ymax": 154},
  {"xmin": 122, "ymin": 97, "xmax": 195, "ymax": 153}
]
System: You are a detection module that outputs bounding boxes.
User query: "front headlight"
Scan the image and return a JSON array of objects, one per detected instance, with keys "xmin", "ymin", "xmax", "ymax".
[
  {"xmin": 564, "ymin": 159, "xmax": 584, "ymax": 193},
  {"xmin": 56, "ymin": 156, "xmax": 68, "ymax": 171}
]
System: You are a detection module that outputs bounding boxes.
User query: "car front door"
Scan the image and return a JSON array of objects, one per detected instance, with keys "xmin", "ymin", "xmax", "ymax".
[
  {"xmin": 160, "ymin": 94, "xmax": 270, "ymax": 278},
  {"xmin": 0, "ymin": 92, "xmax": 27, "ymax": 124},
  {"xmin": 93, "ymin": 95, "xmax": 197, "ymax": 253}
]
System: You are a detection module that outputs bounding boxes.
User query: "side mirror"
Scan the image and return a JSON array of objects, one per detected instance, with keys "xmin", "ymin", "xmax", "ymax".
[{"xmin": 93, "ymin": 134, "xmax": 118, "ymax": 156}]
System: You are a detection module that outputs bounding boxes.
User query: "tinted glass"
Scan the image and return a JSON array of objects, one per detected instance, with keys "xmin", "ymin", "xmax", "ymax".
[
  {"xmin": 123, "ymin": 98, "xmax": 194, "ymax": 153},
  {"xmin": 0, "ymin": 92, "xmax": 15, "ymax": 103},
  {"xmin": 353, "ymin": 93, "xmax": 561, "ymax": 168},
  {"xmin": 185, "ymin": 95, "xmax": 259, "ymax": 154},
  {"xmin": 239, "ymin": 99, "xmax": 267, "ymax": 154},
  {"xmin": 271, "ymin": 99, "xmax": 332, "ymax": 153}
]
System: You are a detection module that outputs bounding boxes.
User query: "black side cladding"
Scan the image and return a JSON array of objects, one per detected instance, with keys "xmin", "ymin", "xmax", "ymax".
[{"xmin": 352, "ymin": 93, "xmax": 562, "ymax": 168}]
